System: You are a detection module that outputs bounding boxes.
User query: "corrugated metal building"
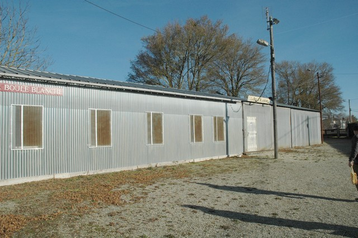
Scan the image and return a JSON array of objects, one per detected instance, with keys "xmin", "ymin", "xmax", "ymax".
[
  {"xmin": 242, "ymin": 103, "xmax": 320, "ymax": 152},
  {"xmin": 0, "ymin": 66, "xmax": 320, "ymax": 186}
]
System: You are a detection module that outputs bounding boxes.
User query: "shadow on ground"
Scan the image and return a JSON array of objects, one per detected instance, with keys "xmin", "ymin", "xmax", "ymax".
[
  {"xmin": 182, "ymin": 204, "xmax": 358, "ymax": 237},
  {"xmin": 324, "ymin": 137, "xmax": 351, "ymax": 155},
  {"xmin": 195, "ymin": 183, "xmax": 354, "ymax": 203}
]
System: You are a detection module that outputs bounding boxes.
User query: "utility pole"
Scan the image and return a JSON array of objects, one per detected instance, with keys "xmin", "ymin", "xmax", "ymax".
[
  {"xmin": 316, "ymin": 72, "xmax": 323, "ymax": 144},
  {"xmin": 268, "ymin": 9, "xmax": 279, "ymax": 159},
  {"xmin": 349, "ymin": 99, "xmax": 352, "ymax": 123},
  {"xmin": 257, "ymin": 8, "xmax": 279, "ymax": 159}
]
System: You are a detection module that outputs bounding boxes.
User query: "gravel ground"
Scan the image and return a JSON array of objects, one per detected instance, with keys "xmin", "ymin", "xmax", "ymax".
[
  {"xmin": 57, "ymin": 138, "xmax": 358, "ymax": 237},
  {"xmin": 6, "ymin": 138, "xmax": 358, "ymax": 237}
]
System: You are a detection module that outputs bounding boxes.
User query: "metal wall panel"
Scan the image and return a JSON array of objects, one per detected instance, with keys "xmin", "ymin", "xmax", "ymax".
[
  {"xmin": 291, "ymin": 109, "xmax": 321, "ymax": 147},
  {"xmin": 276, "ymin": 107, "xmax": 292, "ymax": 148},
  {"xmin": 226, "ymin": 103, "xmax": 243, "ymax": 156},
  {"xmin": 0, "ymin": 80, "xmax": 242, "ymax": 182},
  {"xmin": 308, "ymin": 111, "xmax": 321, "ymax": 145},
  {"xmin": 243, "ymin": 103, "xmax": 320, "ymax": 152},
  {"xmin": 243, "ymin": 103, "xmax": 273, "ymax": 151}
]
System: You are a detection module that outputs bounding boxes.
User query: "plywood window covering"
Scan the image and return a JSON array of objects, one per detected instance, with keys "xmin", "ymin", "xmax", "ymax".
[
  {"xmin": 214, "ymin": 116, "xmax": 225, "ymax": 142},
  {"xmin": 147, "ymin": 112, "xmax": 163, "ymax": 145},
  {"xmin": 90, "ymin": 109, "xmax": 111, "ymax": 147},
  {"xmin": 190, "ymin": 115, "xmax": 203, "ymax": 143},
  {"xmin": 12, "ymin": 105, "xmax": 43, "ymax": 149}
]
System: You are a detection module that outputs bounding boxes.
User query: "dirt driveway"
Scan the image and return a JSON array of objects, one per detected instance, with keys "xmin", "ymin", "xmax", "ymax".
[{"xmin": 1, "ymin": 138, "xmax": 358, "ymax": 237}]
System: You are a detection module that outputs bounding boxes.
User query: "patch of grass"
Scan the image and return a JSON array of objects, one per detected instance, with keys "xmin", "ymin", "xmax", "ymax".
[{"xmin": 279, "ymin": 148, "xmax": 299, "ymax": 153}]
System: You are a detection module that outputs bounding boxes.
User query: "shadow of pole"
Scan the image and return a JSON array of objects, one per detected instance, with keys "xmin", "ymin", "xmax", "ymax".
[
  {"xmin": 195, "ymin": 183, "xmax": 354, "ymax": 203},
  {"xmin": 182, "ymin": 205, "xmax": 358, "ymax": 237}
]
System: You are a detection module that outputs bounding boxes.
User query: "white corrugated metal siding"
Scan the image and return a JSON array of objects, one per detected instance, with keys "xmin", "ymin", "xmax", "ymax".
[
  {"xmin": 243, "ymin": 103, "xmax": 321, "ymax": 152},
  {"xmin": 0, "ymin": 66, "xmax": 322, "ymax": 185},
  {"xmin": 243, "ymin": 103, "xmax": 273, "ymax": 151},
  {"xmin": 0, "ymin": 80, "xmax": 243, "ymax": 182},
  {"xmin": 277, "ymin": 107, "xmax": 292, "ymax": 148},
  {"xmin": 291, "ymin": 109, "xmax": 321, "ymax": 147}
]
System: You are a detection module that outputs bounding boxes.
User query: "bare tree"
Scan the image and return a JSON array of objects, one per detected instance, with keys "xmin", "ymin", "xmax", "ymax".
[
  {"xmin": 0, "ymin": 1, "xmax": 51, "ymax": 70},
  {"xmin": 276, "ymin": 61, "xmax": 343, "ymax": 114},
  {"xmin": 128, "ymin": 16, "xmax": 267, "ymax": 96},
  {"xmin": 129, "ymin": 21, "xmax": 187, "ymax": 88},
  {"xmin": 128, "ymin": 16, "xmax": 233, "ymax": 92},
  {"xmin": 207, "ymin": 36, "xmax": 266, "ymax": 97},
  {"xmin": 183, "ymin": 17, "xmax": 229, "ymax": 91}
]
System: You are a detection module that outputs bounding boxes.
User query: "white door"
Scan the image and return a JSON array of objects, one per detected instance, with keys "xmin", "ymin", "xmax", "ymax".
[{"xmin": 247, "ymin": 116, "xmax": 257, "ymax": 152}]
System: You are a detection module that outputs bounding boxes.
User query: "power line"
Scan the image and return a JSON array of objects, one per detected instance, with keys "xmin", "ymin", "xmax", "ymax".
[
  {"xmin": 277, "ymin": 12, "xmax": 358, "ymax": 35},
  {"xmin": 84, "ymin": 0, "xmax": 157, "ymax": 32},
  {"xmin": 336, "ymin": 73, "xmax": 358, "ymax": 75}
]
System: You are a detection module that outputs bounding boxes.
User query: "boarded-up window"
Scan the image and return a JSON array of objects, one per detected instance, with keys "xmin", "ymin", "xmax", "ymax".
[
  {"xmin": 190, "ymin": 115, "xmax": 203, "ymax": 143},
  {"xmin": 147, "ymin": 112, "xmax": 163, "ymax": 144},
  {"xmin": 214, "ymin": 116, "xmax": 224, "ymax": 142},
  {"xmin": 90, "ymin": 109, "xmax": 111, "ymax": 147},
  {"xmin": 12, "ymin": 105, "xmax": 43, "ymax": 149}
]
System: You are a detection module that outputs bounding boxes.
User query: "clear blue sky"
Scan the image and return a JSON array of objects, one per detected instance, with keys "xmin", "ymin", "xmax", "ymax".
[{"xmin": 16, "ymin": 0, "xmax": 358, "ymax": 119}]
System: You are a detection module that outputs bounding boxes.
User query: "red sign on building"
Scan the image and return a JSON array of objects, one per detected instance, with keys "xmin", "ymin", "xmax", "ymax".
[{"xmin": 0, "ymin": 83, "xmax": 63, "ymax": 96}]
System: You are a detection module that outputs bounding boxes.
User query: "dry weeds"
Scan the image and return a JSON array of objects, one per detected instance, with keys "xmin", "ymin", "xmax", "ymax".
[
  {"xmin": 1, "ymin": 139, "xmax": 355, "ymax": 237},
  {"xmin": 0, "ymin": 157, "xmax": 248, "ymax": 237}
]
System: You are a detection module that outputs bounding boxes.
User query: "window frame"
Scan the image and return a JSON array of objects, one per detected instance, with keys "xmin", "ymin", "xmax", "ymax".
[
  {"xmin": 89, "ymin": 108, "xmax": 112, "ymax": 148},
  {"xmin": 213, "ymin": 116, "xmax": 225, "ymax": 142},
  {"xmin": 147, "ymin": 111, "xmax": 164, "ymax": 145},
  {"xmin": 11, "ymin": 104, "xmax": 44, "ymax": 150},
  {"xmin": 190, "ymin": 114, "xmax": 203, "ymax": 143}
]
